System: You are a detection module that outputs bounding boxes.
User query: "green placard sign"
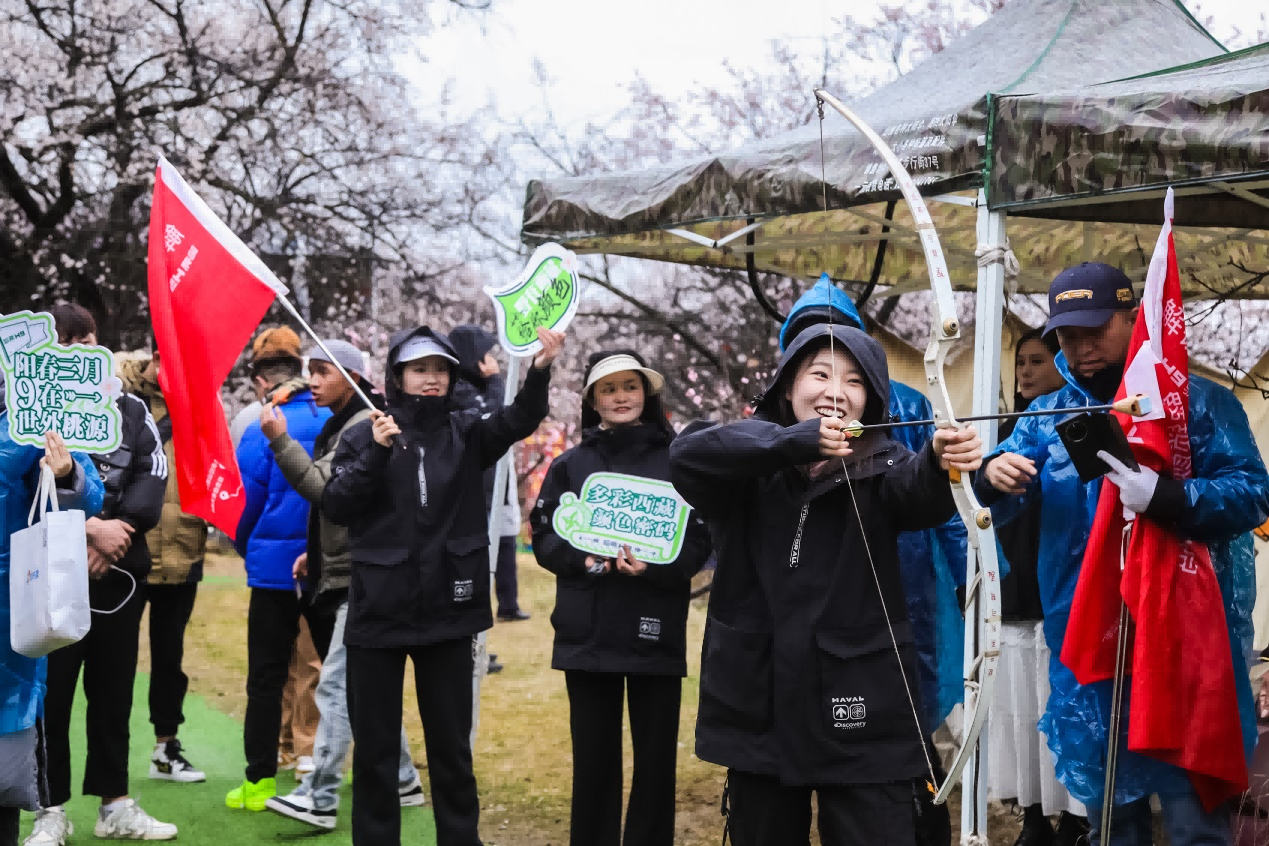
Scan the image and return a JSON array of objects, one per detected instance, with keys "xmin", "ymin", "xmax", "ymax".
[
  {"xmin": 0, "ymin": 311, "xmax": 123, "ymax": 453},
  {"xmin": 552, "ymin": 472, "xmax": 693, "ymax": 565},
  {"xmin": 485, "ymin": 243, "xmax": 581, "ymax": 356}
]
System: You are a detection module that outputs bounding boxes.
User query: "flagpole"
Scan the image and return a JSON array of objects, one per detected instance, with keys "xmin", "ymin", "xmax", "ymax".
[
  {"xmin": 1100, "ymin": 518, "xmax": 1135, "ymax": 845},
  {"xmin": 273, "ymin": 295, "xmax": 376, "ymax": 411}
]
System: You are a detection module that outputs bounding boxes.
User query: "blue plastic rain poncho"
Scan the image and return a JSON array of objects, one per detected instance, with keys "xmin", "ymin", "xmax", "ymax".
[
  {"xmin": 980, "ymin": 353, "xmax": 1267, "ymax": 806},
  {"xmin": 0, "ymin": 414, "xmax": 104, "ymax": 736},
  {"xmin": 780, "ymin": 275, "xmax": 969, "ymax": 727}
]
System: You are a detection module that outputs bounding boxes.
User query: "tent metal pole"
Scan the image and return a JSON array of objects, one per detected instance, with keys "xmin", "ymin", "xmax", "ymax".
[
  {"xmin": 471, "ymin": 353, "xmax": 525, "ymax": 750},
  {"xmin": 962, "ymin": 188, "xmax": 1007, "ymax": 845}
]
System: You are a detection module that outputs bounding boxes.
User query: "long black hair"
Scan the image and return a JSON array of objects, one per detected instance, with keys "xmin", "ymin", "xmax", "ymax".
[
  {"xmin": 580, "ymin": 349, "xmax": 674, "ymax": 437},
  {"xmin": 1013, "ymin": 327, "xmax": 1061, "ymax": 413}
]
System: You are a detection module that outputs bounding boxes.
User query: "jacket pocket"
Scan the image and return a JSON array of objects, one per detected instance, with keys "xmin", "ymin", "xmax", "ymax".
[
  {"xmin": 445, "ymin": 535, "xmax": 487, "ymax": 606},
  {"xmin": 549, "ymin": 580, "xmax": 594, "ymax": 645},
  {"xmin": 349, "ymin": 548, "xmax": 412, "ymax": 626},
  {"xmin": 816, "ymin": 622, "xmax": 922, "ymax": 743},
  {"xmin": 352, "ymin": 547, "xmax": 410, "ymax": 568},
  {"xmin": 699, "ymin": 617, "xmax": 773, "ymax": 734}
]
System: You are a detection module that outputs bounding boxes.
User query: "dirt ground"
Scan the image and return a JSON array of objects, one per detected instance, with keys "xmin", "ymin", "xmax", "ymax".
[{"xmin": 160, "ymin": 550, "xmax": 1038, "ymax": 845}]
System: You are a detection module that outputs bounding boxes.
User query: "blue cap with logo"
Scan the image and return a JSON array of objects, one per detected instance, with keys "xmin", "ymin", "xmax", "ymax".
[{"xmin": 1044, "ymin": 262, "xmax": 1137, "ymax": 335}]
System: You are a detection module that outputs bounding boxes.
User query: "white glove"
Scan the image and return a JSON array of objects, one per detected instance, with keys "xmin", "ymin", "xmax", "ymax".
[{"xmin": 1097, "ymin": 451, "xmax": 1159, "ymax": 514}]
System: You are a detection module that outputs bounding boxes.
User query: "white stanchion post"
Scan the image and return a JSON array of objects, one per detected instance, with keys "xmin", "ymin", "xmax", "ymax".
[
  {"xmin": 472, "ymin": 353, "xmax": 524, "ymax": 750},
  {"xmin": 962, "ymin": 188, "xmax": 1008, "ymax": 843}
]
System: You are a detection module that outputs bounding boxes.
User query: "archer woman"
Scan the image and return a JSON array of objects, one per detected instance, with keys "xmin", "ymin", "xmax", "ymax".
[
  {"xmin": 531, "ymin": 350, "xmax": 711, "ymax": 846},
  {"xmin": 668, "ymin": 324, "xmax": 982, "ymax": 846}
]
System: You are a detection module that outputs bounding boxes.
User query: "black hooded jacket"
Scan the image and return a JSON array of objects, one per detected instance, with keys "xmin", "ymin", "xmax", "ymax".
[
  {"xmin": 323, "ymin": 327, "xmax": 552, "ymax": 648},
  {"xmin": 531, "ymin": 423, "xmax": 712, "ymax": 676},
  {"xmin": 668, "ymin": 324, "xmax": 957, "ymax": 786}
]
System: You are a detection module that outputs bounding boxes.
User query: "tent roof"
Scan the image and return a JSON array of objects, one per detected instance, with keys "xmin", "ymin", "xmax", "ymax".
[
  {"xmin": 990, "ymin": 42, "xmax": 1269, "ymax": 223},
  {"xmin": 519, "ymin": 0, "xmax": 1269, "ymax": 301}
]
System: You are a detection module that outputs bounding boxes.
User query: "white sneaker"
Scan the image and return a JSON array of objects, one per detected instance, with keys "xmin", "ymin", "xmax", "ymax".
[
  {"xmin": 149, "ymin": 739, "xmax": 206, "ymax": 783},
  {"xmin": 93, "ymin": 799, "xmax": 178, "ymax": 840},
  {"xmin": 293, "ymin": 755, "xmax": 315, "ymax": 782},
  {"xmin": 399, "ymin": 775, "xmax": 427, "ymax": 808},
  {"xmin": 23, "ymin": 807, "xmax": 71, "ymax": 846},
  {"xmin": 265, "ymin": 791, "xmax": 337, "ymax": 830}
]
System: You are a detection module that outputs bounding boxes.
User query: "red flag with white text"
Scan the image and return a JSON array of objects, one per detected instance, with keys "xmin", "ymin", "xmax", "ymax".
[
  {"xmin": 1062, "ymin": 187, "xmax": 1246, "ymax": 809},
  {"xmin": 146, "ymin": 157, "xmax": 283, "ymax": 538}
]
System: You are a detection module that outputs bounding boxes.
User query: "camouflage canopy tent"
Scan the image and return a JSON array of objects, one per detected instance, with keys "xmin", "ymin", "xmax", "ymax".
[{"xmin": 521, "ymin": 0, "xmax": 1269, "ymax": 304}]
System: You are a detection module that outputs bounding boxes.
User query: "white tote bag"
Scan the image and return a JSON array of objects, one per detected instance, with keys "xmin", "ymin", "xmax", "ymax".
[{"xmin": 9, "ymin": 464, "xmax": 90, "ymax": 658}]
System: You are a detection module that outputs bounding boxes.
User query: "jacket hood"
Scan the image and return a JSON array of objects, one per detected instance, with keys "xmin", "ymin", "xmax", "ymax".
[
  {"xmin": 779, "ymin": 273, "xmax": 865, "ymax": 351},
  {"xmin": 756, "ymin": 323, "xmax": 890, "ymax": 427},
  {"xmin": 448, "ymin": 324, "xmax": 498, "ymax": 385},
  {"xmin": 384, "ymin": 326, "xmax": 458, "ymax": 406}
]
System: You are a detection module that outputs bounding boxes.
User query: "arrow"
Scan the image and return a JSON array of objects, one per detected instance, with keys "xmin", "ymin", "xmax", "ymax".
[
  {"xmin": 843, "ymin": 393, "xmax": 1151, "ymax": 437},
  {"xmin": 66, "ymin": 391, "xmax": 102, "ymax": 403}
]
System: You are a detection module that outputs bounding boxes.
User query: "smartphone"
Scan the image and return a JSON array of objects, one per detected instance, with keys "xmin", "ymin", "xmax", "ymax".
[{"xmin": 1056, "ymin": 412, "xmax": 1140, "ymax": 483}]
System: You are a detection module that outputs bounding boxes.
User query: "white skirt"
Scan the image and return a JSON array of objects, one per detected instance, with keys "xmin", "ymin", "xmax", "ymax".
[{"xmin": 985, "ymin": 620, "xmax": 1087, "ymax": 816}]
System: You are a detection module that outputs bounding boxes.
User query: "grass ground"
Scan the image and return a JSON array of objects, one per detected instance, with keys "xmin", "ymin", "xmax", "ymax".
[{"xmin": 23, "ymin": 551, "xmax": 1026, "ymax": 845}]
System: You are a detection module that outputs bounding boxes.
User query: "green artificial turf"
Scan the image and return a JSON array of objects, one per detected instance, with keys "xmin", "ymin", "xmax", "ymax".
[{"xmin": 19, "ymin": 672, "xmax": 436, "ymax": 844}]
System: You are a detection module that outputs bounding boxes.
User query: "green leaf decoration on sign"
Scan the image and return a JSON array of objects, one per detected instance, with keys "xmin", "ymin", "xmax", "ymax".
[
  {"xmin": 485, "ymin": 243, "xmax": 582, "ymax": 356},
  {"xmin": 551, "ymin": 471, "xmax": 693, "ymax": 565},
  {"xmin": 0, "ymin": 311, "xmax": 124, "ymax": 454}
]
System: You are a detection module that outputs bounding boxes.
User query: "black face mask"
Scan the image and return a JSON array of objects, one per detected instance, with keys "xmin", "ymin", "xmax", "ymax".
[
  {"xmin": 393, "ymin": 394, "xmax": 450, "ymax": 429},
  {"xmin": 1072, "ymin": 361, "xmax": 1125, "ymax": 403}
]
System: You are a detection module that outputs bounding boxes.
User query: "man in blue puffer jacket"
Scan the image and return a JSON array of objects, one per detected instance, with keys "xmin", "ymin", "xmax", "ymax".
[
  {"xmin": 227, "ymin": 339, "xmax": 330, "ymax": 812},
  {"xmin": 977, "ymin": 263, "xmax": 1269, "ymax": 846},
  {"xmin": 779, "ymin": 275, "xmax": 969, "ymax": 733},
  {"xmin": 0, "ymin": 392, "xmax": 104, "ymax": 846}
]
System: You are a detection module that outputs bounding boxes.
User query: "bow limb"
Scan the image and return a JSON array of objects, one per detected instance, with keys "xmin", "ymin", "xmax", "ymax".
[{"xmin": 813, "ymin": 90, "xmax": 1002, "ymax": 807}]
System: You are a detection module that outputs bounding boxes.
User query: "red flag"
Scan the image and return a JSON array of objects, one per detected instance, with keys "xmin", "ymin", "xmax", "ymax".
[
  {"xmin": 1062, "ymin": 187, "xmax": 1247, "ymax": 808},
  {"xmin": 147, "ymin": 158, "xmax": 283, "ymax": 538}
]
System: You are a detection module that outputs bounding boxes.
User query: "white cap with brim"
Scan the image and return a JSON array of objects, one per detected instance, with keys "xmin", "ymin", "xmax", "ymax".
[
  {"xmin": 393, "ymin": 336, "xmax": 458, "ymax": 368},
  {"xmin": 583, "ymin": 354, "xmax": 665, "ymax": 396}
]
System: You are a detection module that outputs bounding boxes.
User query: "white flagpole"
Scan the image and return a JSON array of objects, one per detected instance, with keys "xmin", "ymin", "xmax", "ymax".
[{"xmin": 273, "ymin": 296, "xmax": 375, "ymax": 411}]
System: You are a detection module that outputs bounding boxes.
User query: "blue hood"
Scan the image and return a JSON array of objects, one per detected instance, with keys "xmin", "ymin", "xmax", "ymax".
[{"xmin": 779, "ymin": 274, "xmax": 865, "ymax": 351}]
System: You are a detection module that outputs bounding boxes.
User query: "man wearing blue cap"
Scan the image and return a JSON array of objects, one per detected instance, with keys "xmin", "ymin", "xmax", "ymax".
[{"xmin": 977, "ymin": 262, "xmax": 1269, "ymax": 846}]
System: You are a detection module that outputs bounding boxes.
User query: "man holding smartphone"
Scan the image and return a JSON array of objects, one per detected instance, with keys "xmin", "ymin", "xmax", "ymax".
[{"xmin": 975, "ymin": 263, "xmax": 1269, "ymax": 846}]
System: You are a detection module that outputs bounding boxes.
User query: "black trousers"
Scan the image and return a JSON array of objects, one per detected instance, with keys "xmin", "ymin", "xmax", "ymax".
[
  {"xmin": 0, "ymin": 806, "xmax": 17, "ymax": 846},
  {"xmin": 724, "ymin": 770, "xmax": 916, "ymax": 846},
  {"xmin": 244, "ymin": 587, "xmax": 300, "ymax": 782},
  {"xmin": 145, "ymin": 582, "xmax": 198, "ymax": 738},
  {"xmin": 44, "ymin": 577, "xmax": 147, "ymax": 804},
  {"xmin": 346, "ymin": 638, "xmax": 480, "ymax": 846},
  {"xmin": 494, "ymin": 537, "xmax": 520, "ymax": 615},
  {"xmin": 565, "ymin": 671, "xmax": 682, "ymax": 846}
]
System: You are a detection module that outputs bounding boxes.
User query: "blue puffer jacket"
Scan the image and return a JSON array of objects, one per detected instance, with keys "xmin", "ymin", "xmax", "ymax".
[
  {"xmin": 979, "ymin": 353, "xmax": 1268, "ymax": 806},
  {"xmin": 234, "ymin": 385, "xmax": 330, "ymax": 590},
  {"xmin": 780, "ymin": 275, "xmax": 969, "ymax": 728},
  {"xmin": 0, "ymin": 417, "xmax": 105, "ymax": 735}
]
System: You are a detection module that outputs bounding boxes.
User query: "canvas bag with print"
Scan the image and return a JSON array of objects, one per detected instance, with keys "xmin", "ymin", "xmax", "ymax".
[{"xmin": 9, "ymin": 463, "xmax": 90, "ymax": 658}]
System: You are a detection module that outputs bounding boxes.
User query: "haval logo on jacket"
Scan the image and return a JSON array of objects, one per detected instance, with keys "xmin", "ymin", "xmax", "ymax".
[
  {"xmin": 831, "ymin": 696, "xmax": 866, "ymax": 726},
  {"xmin": 638, "ymin": 617, "xmax": 661, "ymax": 641}
]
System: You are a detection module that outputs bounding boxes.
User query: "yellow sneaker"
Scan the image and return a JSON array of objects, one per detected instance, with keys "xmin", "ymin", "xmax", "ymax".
[{"xmin": 225, "ymin": 777, "xmax": 276, "ymax": 811}]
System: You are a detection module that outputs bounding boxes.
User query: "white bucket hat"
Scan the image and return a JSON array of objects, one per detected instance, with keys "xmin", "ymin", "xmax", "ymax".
[{"xmin": 582, "ymin": 354, "xmax": 665, "ymax": 396}]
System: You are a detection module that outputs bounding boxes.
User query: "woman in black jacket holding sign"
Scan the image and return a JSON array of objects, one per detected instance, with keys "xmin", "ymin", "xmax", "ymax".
[
  {"xmin": 324, "ymin": 325, "xmax": 562, "ymax": 846},
  {"xmin": 531, "ymin": 350, "xmax": 711, "ymax": 846}
]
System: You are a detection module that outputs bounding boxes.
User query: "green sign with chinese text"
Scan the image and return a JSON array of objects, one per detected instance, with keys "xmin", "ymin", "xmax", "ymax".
[
  {"xmin": 0, "ymin": 311, "xmax": 122, "ymax": 453},
  {"xmin": 485, "ymin": 243, "xmax": 581, "ymax": 356},
  {"xmin": 552, "ymin": 472, "xmax": 692, "ymax": 565}
]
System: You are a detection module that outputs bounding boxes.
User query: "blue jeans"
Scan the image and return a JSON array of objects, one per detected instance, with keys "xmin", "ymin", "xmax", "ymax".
[
  {"xmin": 291, "ymin": 601, "xmax": 416, "ymax": 810},
  {"xmin": 1087, "ymin": 788, "xmax": 1231, "ymax": 846}
]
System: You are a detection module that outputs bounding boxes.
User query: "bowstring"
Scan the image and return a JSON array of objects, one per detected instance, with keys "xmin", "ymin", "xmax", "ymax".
[{"xmin": 816, "ymin": 96, "xmax": 937, "ymax": 787}]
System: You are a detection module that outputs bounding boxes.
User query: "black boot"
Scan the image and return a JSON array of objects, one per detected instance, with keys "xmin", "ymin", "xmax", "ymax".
[
  {"xmin": 1053, "ymin": 812, "xmax": 1090, "ymax": 846},
  {"xmin": 1012, "ymin": 804, "xmax": 1056, "ymax": 846}
]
